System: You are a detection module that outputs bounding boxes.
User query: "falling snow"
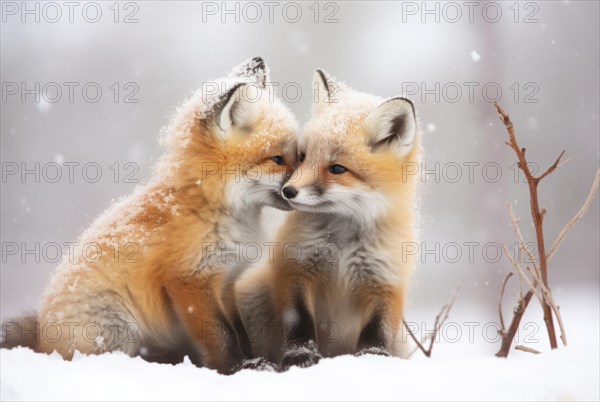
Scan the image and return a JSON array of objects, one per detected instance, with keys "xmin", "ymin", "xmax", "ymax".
[{"xmin": 470, "ymin": 50, "xmax": 481, "ymax": 62}]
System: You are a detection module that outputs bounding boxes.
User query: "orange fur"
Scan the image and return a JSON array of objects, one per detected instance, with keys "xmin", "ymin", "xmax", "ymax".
[
  {"xmin": 236, "ymin": 71, "xmax": 420, "ymax": 368},
  {"xmin": 11, "ymin": 59, "xmax": 299, "ymax": 374}
]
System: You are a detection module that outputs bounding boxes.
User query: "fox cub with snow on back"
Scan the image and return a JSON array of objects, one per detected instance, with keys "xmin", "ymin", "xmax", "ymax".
[
  {"xmin": 2, "ymin": 58, "xmax": 298, "ymax": 374},
  {"xmin": 236, "ymin": 70, "xmax": 420, "ymax": 370}
]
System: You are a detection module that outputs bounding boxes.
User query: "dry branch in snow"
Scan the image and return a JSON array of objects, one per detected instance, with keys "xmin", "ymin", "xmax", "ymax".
[
  {"xmin": 404, "ymin": 287, "xmax": 459, "ymax": 358},
  {"xmin": 493, "ymin": 102, "xmax": 600, "ymax": 358},
  {"xmin": 514, "ymin": 345, "xmax": 541, "ymax": 355}
]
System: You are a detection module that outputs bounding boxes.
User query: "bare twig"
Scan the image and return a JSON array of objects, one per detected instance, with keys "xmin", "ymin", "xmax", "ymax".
[
  {"xmin": 534, "ymin": 280, "xmax": 568, "ymax": 346},
  {"xmin": 498, "ymin": 273, "xmax": 513, "ymax": 333},
  {"xmin": 515, "ymin": 345, "xmax": 541, "ymax": 354},
  {"xmin": 496, "ymin": 288, "xmax": 535, "ymax": 358},
  {"xmin": 507, "ymin": 201, "xmax": 545, "ymax": 300},
  {"xmin": 547, "ymin": 169, "xmax": 600, "ymax": 262},
  {"xmin": 494, "ymin": 103, "xmax": 595, "ymax": 357},
  {"xmin": 506, "ymin": 203, "xmax": 540, "ymax": 272},
  {"xmin": 495, "ymin": 102, "xmax": 558, "ymax": 349},
  {"xmin": 537, "ymin": 150, "xmax": 566, "ymax": 182},
  {"xmin": 555, "ymin": 304, "xmax": 567, "ymax": 346},
  {"xmin": 403, "ymin": 286, "xmax": 460, "ymax": 358},
  {"xmin": 501, "ymin": 245, "xmax": 543, "ymax": 305},
  {"xmin": 557, "ymin": 156, "xmax": 572, "ymax": 169},
  {"xmin": 405, "ymin": 334, "xmax": 433, "ymax": 359},
  {"xmin": 526, "ymin": 265, "xmax": 543, "ymax": 288},
  {"xmin": 403, "ymin": 320, "xmax": 431, "ymax": 358}
]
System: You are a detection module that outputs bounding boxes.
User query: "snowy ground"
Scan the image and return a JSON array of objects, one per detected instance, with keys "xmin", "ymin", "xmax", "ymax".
[{"xmin": 2, "ymin": 289, "xmax": 598, "ymax": 401}]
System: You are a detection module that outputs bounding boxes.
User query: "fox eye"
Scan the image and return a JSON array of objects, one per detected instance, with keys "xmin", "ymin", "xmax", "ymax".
[
  {"xmin": 298, "ymin": 153, "xmax": 306, "ymax": 163},
  {"xmin": 329, "ymin": 164, "xmax": 347, "ymax": 174},
  {"xmin": 270, "ymin": 156, "xmax": 285, "ymax": 165}
]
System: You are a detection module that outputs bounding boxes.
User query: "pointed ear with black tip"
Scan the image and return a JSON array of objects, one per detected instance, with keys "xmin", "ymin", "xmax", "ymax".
[
  {"xmin": 312, "ymin": 69, "xmax": 338, "ymax": 115},
  {"xmin": 231, "ymin": 56, "xmax": 270, "ymax": 87},
  {"xmin": 216, "ymin": 83, "xmax": 261, "ymax": 138},
  {"xmin": 365, "ymin": 97, "xmax": 417, "ymax": 157}
]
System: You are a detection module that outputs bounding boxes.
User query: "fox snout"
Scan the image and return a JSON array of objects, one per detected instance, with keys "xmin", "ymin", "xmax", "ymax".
[
  {"xmin": 282, "ymin": 185, "xmax": 298, "ymax": 199},
  {"xmin": 280, "ymin": 164, "xmax": 319, "ymax": 201}
]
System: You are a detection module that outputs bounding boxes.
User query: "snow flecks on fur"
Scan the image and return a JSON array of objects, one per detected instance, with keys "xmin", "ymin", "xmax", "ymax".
[
  {"xmin": 283, "ymin": 340, "xmax": 321, "ymax": 360},
  {"xmin": 78, "ymin": 182, "xmax": 176, "ymax": 247},
  {"xmin": 281, "ymin": 341, "xmax": 323, "ymax": 370},
  {"xmin": 239, "ymin": 357, "xmax": 278, "ymax": 372},
  {"xmin": 41, "ymin": 260, "xmax": 90, "ymax": 308},
  {"xmin": 95, "ymin": 336, "xmax": 106, "ymax": 352},
  {"xmin": 303, "ymin": 84, "xmax": 383, "ymax": 144},
  {"xmin": 357, "ymin": 346, "xmax": 391, "ymax": 357},
  {"xmin": 66, "ymin": 275, "xmax": 80, "ymax": 292},
  {"xmin": 40, "ymin": 182, "xmax": 180, "ymax": 303},
  {"xmin": 235, "ymin": 105, "xmax": 298, "ymax": 155},
  {"xmin": 229, "ymin": 56, "xmax": 270, "ymax": 87},
  {"xmin": 155, "ymin": 60, "xmax": 260, "ymax": 179},
  {"xmin": 156, "ymin": 58, "xmax": 296, "ymax": 181},
  {"xmin": 42, "ymin": 57, "xmax": 296, "ymax": 303}
]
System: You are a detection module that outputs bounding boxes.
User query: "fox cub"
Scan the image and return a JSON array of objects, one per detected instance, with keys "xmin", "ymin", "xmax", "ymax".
[
  {"xmin": 2, "ymin": 58, "xmax": 298, "ymax": 374},
  {"xmin": 236, "ymin": 70, "xmax": 420, "ymax": 370}
]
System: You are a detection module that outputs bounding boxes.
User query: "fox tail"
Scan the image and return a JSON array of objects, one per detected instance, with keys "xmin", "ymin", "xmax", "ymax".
[{"xmin": 1, "ymin": 313, "xmax": 39, "ymax": 351}]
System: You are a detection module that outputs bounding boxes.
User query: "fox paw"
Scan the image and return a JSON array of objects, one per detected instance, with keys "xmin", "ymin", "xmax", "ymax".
[
  {"xmin": 239, "ymin": 357, "xmax": 278, "ymax": 372},
  {"xmin": 357, "ymin": 346, "xmax": 392, "ymax": 357},
  {"xmin": 281, "ymin": 343, "xmax": 322, "ymax": 371}
]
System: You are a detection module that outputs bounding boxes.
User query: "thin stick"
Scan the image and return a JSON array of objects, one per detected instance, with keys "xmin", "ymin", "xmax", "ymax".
[
  {"xmin": 535, "ymin": 280, "xmax": 568, "ymax": 346},
  {"xmin": 494, "ymin": 103, "xmax": 595, "ymax": 357},
  {"xmin": 506, "ymin": 203, "xmax": 540, "ymax": 272},
  {"xmin": 498, "ymin": 273, "xmax": 513, "ymax": 333},
  {"xmin": 507, "ymin": 202, "xmax": 545, "ymax": 298},
  {"xmin": 547, "ymin": 169, "xmax": 600, "ymax": 262},
  {"xmin": 495, "ymin": 289, "xmax": 535, "ymax": 358},
  {"xmin": 521, "ymin": 265, "xmax": 566, "ymax": 345},
  {"xmin": 515, "ymin": 345, "xmax": 541, "ymax": 354},
  {"xmin": 403, "ymin": 319, "xmax": 431, "ymax": 357},
  {"xmin": 538, "ymin": 150, "xmax": 566, "ymax": 182},
  {"xmin": 495, "ymin": 102, "xmax": 558, "ymax": 349},
  {"xmin": 403, "ymin": 286, "xmax": 460, "ymax": 358},
  {"xmin": 502, "ymin": 245, "xmax": 544, "ymax": 305},
  {"xmin": 405, "ymin": 332, "xmax": 434, "ymax": 359}
]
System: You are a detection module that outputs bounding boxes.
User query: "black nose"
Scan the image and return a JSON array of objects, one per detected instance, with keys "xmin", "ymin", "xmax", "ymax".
[{"xmin": 282, "ymin": 186, "xmax": 298, "ymax": 199}]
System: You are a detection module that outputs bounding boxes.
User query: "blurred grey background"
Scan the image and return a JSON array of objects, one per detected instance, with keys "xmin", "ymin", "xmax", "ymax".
[{"xmin": 1, "ymin": 1, "xmax": 598, "ymax": 328}]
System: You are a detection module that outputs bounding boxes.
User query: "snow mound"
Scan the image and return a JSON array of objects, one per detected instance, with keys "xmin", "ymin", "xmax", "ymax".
[{"xmin": 1, "ymin": 343, "xmax": 597, "ymax": 401}]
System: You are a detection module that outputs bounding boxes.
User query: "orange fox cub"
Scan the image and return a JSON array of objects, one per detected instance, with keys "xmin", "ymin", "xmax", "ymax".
[
  {"xmin": 236, "ymin": 70, "xmax": 420, "ymax": 370},
  {"xmin": 2, "ymin": 58, "xmax": 298, "ymax": 374}
]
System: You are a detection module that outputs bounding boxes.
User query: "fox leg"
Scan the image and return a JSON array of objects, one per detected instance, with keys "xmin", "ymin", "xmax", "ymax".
[
  {"xmin": 235, "ymin": 266, "xmax": 282, "ymax": 364},
  {"xmin": 221, "ymin": 274, "xmax": 281, "ymax": 371},
  {"xmin": 166, "ymin": 275, "xmax": 249, "ymax": 374},
  {"xmin": 221, "ymin": 278, "xmax": 253, "ymax": 359},
  {"xmin": 276, "ymin": 277, "xmax": 321, "ymax": 371},
  {"xmin": 356, "ymin": 287, "xmax": 404, "ymax": 357},
  {"xmin": 356, "ymin": 311, "xmax": 393, "ymax": 356}
]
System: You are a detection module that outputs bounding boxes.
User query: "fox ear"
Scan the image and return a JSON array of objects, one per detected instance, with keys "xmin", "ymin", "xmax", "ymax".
[
  {"xmin": 216, "ymin": 83, "xmax": 261, "ymax": 137},
  {"xmin": 312, "ymin": 69, "xmax": 337, "ymax": 115},
  {"xmin": 231, "ymin": 56, "xmax": 269, "ymax": 87},
  {"xmin": 365, "ymin": 97, "xmax": 417, "ymax": 156}
]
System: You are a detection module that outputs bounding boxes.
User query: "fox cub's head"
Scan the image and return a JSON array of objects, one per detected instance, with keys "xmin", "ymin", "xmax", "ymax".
[
  {"xmin": 162, "ymin": 57, "xmax": 298, "ymax": 211},
  {"xmin": 281, "ymin": 70, "xmax": 419, "ymax": 224}
]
